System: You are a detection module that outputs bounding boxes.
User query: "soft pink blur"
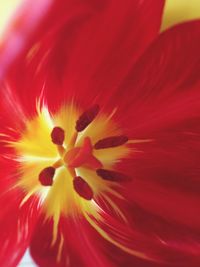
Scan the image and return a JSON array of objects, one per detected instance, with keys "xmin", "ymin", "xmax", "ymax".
[{"xmin": 0, "ymin": 0, "xmax": 53, "ymax": 80}]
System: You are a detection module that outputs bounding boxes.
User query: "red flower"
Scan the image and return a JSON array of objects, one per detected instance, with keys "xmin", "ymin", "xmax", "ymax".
[{"xmin": 0, "ymin": 1, "xmax": 200, "ymax": 267}]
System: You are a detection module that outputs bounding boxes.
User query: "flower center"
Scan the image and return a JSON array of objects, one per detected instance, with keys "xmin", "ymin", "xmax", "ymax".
[
  {"xmin": 8, "ymin": 102, "xmax": 151, "ymax": 253},
  {"xmin": 11, "ymin": 101, "xmax": 134, "ymax": 232},
  {"xmin": 38, "ymin": 105, "xmax": 129, "ymax": 201}
]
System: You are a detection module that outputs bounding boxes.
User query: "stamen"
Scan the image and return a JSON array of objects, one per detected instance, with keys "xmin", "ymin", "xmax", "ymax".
[
  {"xmin": 51, "ymin": 127, "xmax": 65, "ymax": 145},
  {"xmin": 52, "ymin": 159, "xmax": 63, "ymax": 169},
  {"xmin": 96, "ymin": 169, "xmax": 130, "ymax": 182},
  {"xmin": 94, "ymin": 135, "xmax": 128, "ymax": 149},
  {"xmin": 73, "ymin": 176, "xmax": 93, "ymax": 200},
  {"xmin": 39, "ymin": 167, "xmax": 55, "ymax": 186},
  {"xmin": 76, "ymin": 105, "xmax": 100, "ymax": 132},
  {"xmin": 68, "ymin": 132, "xmax": 78, "ymax": 149}
]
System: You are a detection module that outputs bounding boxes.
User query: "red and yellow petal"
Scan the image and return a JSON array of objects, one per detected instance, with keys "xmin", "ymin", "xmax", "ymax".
[
  {"xmin": 0, "ymin": 159, "xmax": 41, "ymax": 267},
  {"xmin": 0, "ymin": 144, "xmax": 41, "ymax": 266},
  {"xmin": 109, "ymin": 21, "xmax": 200, "ymax": 244},
  {"xmin": 30, "ymin": 214, "xmax": 116, "ymax": 267}
]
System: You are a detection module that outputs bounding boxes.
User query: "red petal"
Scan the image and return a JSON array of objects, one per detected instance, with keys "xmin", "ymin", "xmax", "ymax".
[
  {"xmin": 104, "ymin": 23, "xmax": 200, "ymax": 257},
  {"xmin": 0, "ymin": 83, "xmax": 25, "ymax": 138},
  {"xmin": 94, "ymin": 208, "xmax": 200, "ymax": 266},
  {"xmin": 0, "ymin": 187, "xmax": 40, "ymax": 266},
  {"xmin": 0, "ymin": 158, "xmax": 41, "ymax": 267},
  {"xmin": 5, "ymin": 0, "xmax": 164, "ymax": 114},
  {"xmin": 106, "ymin": 127, "xmax": 200, "ymax": 264},
  {"xmin": 3, "ymin": 0, "xmax": 97, "ymax": 115},
  {"xmin": 57, "ymin": 0, "xmax": 165, "ymax": 108},
  {"xmin": 30, "ymin": 214, "xmax": 115, "ymax": 267},
  {"xmin": 122, "ymin": 131, "xmax": 200, "ymax": 230},
  {"xmin": 31, "ymin": 201, "xmax": 198, "ymax": 267},
  {"xmin": 111, "ymin": 21, "xmax": 200, "ymax": 138}
]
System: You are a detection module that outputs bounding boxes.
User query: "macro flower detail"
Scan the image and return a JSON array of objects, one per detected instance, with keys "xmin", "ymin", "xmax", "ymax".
[
  {"xmin": 1, "ymin": 1, "xmax": 200, "ymax": 267},
  {"xmin": 9, "ymin": 101, "xmax": 134, "ymax": 254}
]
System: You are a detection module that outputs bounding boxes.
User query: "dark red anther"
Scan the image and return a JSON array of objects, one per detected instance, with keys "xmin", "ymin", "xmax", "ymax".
[
  {"xmin": 39, "ymin": 167, "xmax": 55, "ymax": 186},
  {"xmin": 96, "ymin": 169, "xmax": 130, "ymax": 182},
  {"xmin": 73, "ymin": 176, "xmax": 93, "ymax": 200},
  {"xmin": 76, "ymin": 105, "xmax": 100, "ymax": 132},
  {"xmin": 94, "ymin": 135, "xmax": 128, "ymax": 149},
  {"xmin": 51, "ymin": 127, "xmax": 65, "ymax": 145}
]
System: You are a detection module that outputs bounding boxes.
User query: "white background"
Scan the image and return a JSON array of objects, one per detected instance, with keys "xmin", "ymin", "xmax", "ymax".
[{"xmin": 18, "ymin": 250, "xmax": 37, "ymax": 267}]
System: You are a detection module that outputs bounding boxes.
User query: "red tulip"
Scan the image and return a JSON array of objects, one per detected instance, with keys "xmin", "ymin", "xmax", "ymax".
[{"xmin": 0, "ymin": 1, "xmax": 200, "ymax": 267}]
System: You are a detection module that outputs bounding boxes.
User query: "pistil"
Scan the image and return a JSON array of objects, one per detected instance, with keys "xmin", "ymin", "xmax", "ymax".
[
  {"xmin": 38, "ymin": 125, "xmax": 99, "ymax": 201},
  {"xmin": 38, "ymin": 105, "xmax": 128, "ymax": 201},
  {"xmin": 65, "ymin": 137, "xmax": 102, "ymax": 169}
]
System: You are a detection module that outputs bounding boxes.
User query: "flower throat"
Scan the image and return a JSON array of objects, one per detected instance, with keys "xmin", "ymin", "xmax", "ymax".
[{"xmin": 38, "ymin": 105, "xmax": 129, "ymax": 201}]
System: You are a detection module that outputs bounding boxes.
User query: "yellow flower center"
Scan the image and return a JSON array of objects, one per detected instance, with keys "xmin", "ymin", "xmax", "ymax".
[
  {"xmin": 9, "ymin": 102, "xmax": 131, "ymax": 243},
  {"xmin": 3, "ymin": 101, "xmax": 153, "ymax": 260}
]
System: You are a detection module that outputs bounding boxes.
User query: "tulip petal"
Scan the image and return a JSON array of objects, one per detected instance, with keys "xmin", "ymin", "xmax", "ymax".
[
  {"xmin": 111, "ymin": 20, "xmax": 200, "ymax": 138},
  {"xmin": 30, "ymin": 214, "xmax": 116, "ymax": 267},
  {"xmin": 99, "ymin": 20, "xmax": 200, "ymax": 264},
  {"xmin": 5, "ymin": 0, "xmax": 164, "ymax": 114},
  {"xmin": 94, "ymin": 207, "xmax": 200, "ymax": 266},
  {"xmin": 0, "ymin": 159, "xmax": 40, "ymax": 267}
]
